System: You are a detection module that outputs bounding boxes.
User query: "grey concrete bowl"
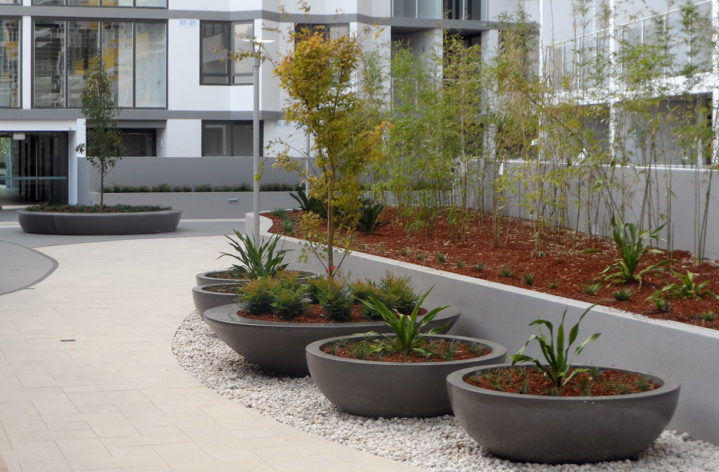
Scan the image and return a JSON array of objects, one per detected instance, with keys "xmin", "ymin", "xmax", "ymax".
[
  {"xmin": 18, "ymin": 209, "xmax": 181, "ymax": 235},
  {"xmin": 202, "ymin": 304, "xmax": 461, "ymax": 377},
  {"xmin": 447, "ymin": 364, "xmax": 680, "ymax": 464},
  {"xmin": 195, "ymin": 270, "xmax": 317, "ymax": 286},
  {"xmin": 306, "ymin": 334, "xmax": 506, "ymax": 417},
  {"xmin": 192, "ymin": 284, "xmax": 241, "ymax": 314}
]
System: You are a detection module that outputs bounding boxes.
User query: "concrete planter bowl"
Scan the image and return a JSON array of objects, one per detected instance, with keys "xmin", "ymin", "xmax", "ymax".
[
  {"xmin": 195, "ymin": 270, "xmax": 317, "ymax": 286},
  {"xmin": 306, "ymin": 334, "xmax": 506, "ymax": 418},
  {"xmin": 447, "ymin": 364, "xmax": 680, "ymax": 464},
  {"xmin": 192, "ymin": 284, "xmax": 242, "ymax": 314},
  {"xmin": 202, "ymin": 303, "xmax": 461, "ymax": 377},
  {"xmin": 18, "ymin": 209, "xmax": 181, "ymax": 235}
]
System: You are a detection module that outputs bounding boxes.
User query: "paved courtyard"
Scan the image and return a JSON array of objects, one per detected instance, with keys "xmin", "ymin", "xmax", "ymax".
[{"xmin": 0, "ymin": 211, "xmax": 422, "ymax": 472}]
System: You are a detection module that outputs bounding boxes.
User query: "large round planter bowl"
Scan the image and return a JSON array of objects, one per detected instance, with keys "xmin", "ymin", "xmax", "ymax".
[
  {"xmin": 195, "ymin": 269, "xmax": 317, "ymax": 286},
  {"xmin": 18, "ymin": 209, "xmax": 181, "ymax": 235},
  {"xmin": 192, "ymin": 284, "xmax": 242, "ymax": 314},
  {"xmin": 447, "ymin": 364, "xmax": 680, "ymax": 464},
  {"xmin": 306, "ymin": 334, "xmax": 506, "ymax": 418},
  {"xmin": 202, "ymin": 303, "xmax": 461, "ymax": 377}
]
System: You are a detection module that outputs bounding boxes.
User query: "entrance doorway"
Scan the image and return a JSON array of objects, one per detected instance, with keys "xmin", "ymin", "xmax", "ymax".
[{"xmin": 0, "ymin": 133, "xmax": 68, "ymax": 205}]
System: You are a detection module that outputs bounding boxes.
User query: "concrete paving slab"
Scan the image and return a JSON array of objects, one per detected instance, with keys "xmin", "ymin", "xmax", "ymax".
[{"xmin": 0, "ymin": 230, "xmax": 425, "ymax": 472}]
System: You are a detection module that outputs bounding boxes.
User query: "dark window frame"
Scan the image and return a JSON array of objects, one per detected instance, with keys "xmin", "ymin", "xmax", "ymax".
[
  {"xmin": 32, "ymin": 18, "xmax": 167, "ymax": 109},
  {"xmin": 0, "ymin": 16, "xmax": 21, "ymax": 108},
  {"xmin": 31, "ymin": 0, "xmax": 167, "ymax": 8},
  {"xmin": 200, "ymin": 21, "xmax": 254, "ymax": 86},
  {"xmin": 118, "ymin": 127, "xmax": 157, "ymax": 156},
  {"xmin": 201, "ymin": 120, "xmax": 262, "ymax": 157}
]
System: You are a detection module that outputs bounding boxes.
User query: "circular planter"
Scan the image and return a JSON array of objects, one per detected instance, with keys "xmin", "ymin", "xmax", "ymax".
[
  {"xmin": 306, "ymin": 334, "xmax": 506, "ymax": 417},
  {"xmin": 202, "ymin": 303, "xmax": 461, "ymax": 377},
  {"xmin": 18, "ymin": 209, "xmax": 181, "ymax": 235},
  {"xmin": 446, "ymin": 364, "xmax": 680, "ymax": 464},
  {"xmin": 192, "ymin": 284, "xmax": 242, "ymax": 314},
  {"xmin": 195, "ymin": 269, "xmax": 317, "ymax": 286}
]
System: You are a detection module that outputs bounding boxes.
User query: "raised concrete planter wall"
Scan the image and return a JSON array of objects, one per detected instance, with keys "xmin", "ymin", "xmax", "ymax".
[
  {"xmin": 81, "ymin": 156, "xmax": 308, "ymax": 190},
  {"xmin": 251, "ymin": 212, "xmax": 719, "ymax": 445},
  {"xmin": 91, "ymin": 192, "xmax": 297, "ymax": 219}
]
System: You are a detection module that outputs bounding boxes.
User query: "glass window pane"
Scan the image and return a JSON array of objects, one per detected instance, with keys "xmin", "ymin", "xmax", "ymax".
[
  {"xmin": 0, "ymin": 19, "xmax": 20, "ymax": 107},
  {"xmin": 135, "ymin": 22, "xmax": 166, "ymax": 107},
  {"xmin": 103, "ymin": 0, "xmax": 133, "ymax": 5},
  {"xmin": 202, "ymin": 122, "xmax": 230, "ymax": 156},
  {"xmin": 32, "ymin": 0, "xmax": 64, "ymax": 5},
  {"xmin": 103, "ymin": 22, "xmax": 133, "ymax": 107},
  {"xmin": 393, "ymin": 0, "xmax": 416, "ymax": 18},
  {"xmin": 232, "ymin": 22, "xmax": 253, "ymax": 84},
  {"xmin": 0, "ymin": 0, "xmax": 22, "ymax": 3},
  {"xmin": 135, "ymin": 0, "xmax": 167, "ymax": 7},
  {"xmin": 67, "ymin": 21, "xmax": 100, "ymax": 108},
  {"xmin": 231, "ymin": 121, "xmax": 252, "ymax": 156},
  {"xmin": 467, "ymin": 0, "xmax": 484, "ymax": 20},
  {"xmin": 419, "ymin": 0, "xmax": 441, "ymax": 19},
  {"xmin": 68, "ymin": 0, "xmax": 99, "ymax": 5},
  {"xmin": 34, "ymin": 21, "xmax": 66, "ymax": 108},
  {"xmin": 201, "ymin": 22, "xmax": 230, "ymax": 85},
  {"xmin": 119, "ymin": 129, "xmax": 155, "ymax": 156}
]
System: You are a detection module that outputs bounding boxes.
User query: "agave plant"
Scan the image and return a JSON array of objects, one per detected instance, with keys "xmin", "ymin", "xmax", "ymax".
[
  {"xmin": 601, "ymin": 214, "xmax": 669, "ymax": 287},
  {"xmin": 220, "ymin": 231, "xmax": 289, "ymax": 279},
  {"xmin": 648, "ymin": 270, "xmax": 719, "ymax": 301},
  {"xmin": 358, "ymin": 288, "xmax": 448, "ymax": 356},
  {"xmin": 356, "ymin": 199, "xmax": 389, "ymax": 234},
  {"xmin": 510, "ymin": 306, "xmax": 601, "ymax": 387}
]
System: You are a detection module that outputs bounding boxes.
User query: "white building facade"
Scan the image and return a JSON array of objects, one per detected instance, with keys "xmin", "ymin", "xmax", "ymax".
[
  {"xmin": 0, "ymin": 0, "xmax": 527, "ymax": 205},
  {"xmin": 0, "ymin": 0, "xmax": 715, "ymax": 207}
]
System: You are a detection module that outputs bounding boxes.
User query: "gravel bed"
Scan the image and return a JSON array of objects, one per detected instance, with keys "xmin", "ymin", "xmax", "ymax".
[{"xmin": 172, "ymin": 311, "xmax": 719, "ymax": 472}]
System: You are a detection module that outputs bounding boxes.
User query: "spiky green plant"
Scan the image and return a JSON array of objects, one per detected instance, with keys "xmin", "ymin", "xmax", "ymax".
[{"xmin": 510, "ymin": 306, "xmax": 601, "ymax": 387}]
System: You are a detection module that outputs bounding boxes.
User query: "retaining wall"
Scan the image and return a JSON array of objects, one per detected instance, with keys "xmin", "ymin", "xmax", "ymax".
[{"xmin": 249, "ymin": 212, "xmax": 719, "ymax": 445}]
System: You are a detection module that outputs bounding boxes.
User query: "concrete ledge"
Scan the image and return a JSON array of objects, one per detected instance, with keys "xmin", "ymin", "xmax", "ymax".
[
  {"xmin": 93, "ymin": 192, "xmax": 297, "ymax": 219},
  {"xmin": 254, "ymin": 213, "xmax": 719, "ymax": 445},
  {"xmin": 18, "ymin": 209, "xmax": 181, "ymax": 235}
]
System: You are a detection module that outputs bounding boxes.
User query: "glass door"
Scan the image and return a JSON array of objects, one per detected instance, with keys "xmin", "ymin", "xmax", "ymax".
[{"xmin": 0, "ymin": 133, "xmax": 68, "ymax": 205}]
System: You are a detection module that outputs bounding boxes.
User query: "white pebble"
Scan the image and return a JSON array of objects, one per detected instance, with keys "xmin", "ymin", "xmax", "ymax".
[{"xmin": 172, "ymin": 311, "xmax": 719, "ymax": 472}]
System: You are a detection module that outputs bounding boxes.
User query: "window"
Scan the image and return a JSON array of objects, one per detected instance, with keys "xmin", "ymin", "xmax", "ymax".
[
  {"xmin": 119, "ymin": 129, "xmax": 156, "ymax": 156},
  {"xmin": 0, "ymin": 19, "xmax": 20, "ymax": 107},
  {"xmin": 32, "ymin": 0, "xmax": 166, "ymax": 6},
  {"xmin": 202, "ymin": 121, "xmax": 259, "ymax": 157},
  {"xmin": 295, "ymin": 23, "xmax": 349, "ymax": 41},
  {"xmin": 32, "ymin": 20, "xmax": 167, "ymax": 108},
  {"xmin": 0, "ymin": 0, "xmax": 21, "ymax": 4},
  {"xmin": 200, "ymin": 21, "xmax": 253, "ymax": 85}
]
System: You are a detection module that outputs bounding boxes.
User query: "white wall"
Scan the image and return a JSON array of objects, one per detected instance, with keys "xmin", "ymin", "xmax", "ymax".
[
  {"xmin": 167, "ymin": 19, "xmax": 256, "ymax": 112},
  {"xmin": 162, "ymin": 119, "xmax": 202, "ymax": 157}
]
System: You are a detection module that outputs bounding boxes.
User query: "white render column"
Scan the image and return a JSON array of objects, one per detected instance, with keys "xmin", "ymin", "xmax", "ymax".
[
  {"xmin": 607, "ymin": 0, "xmax": 618, "ymax": 163},
  {"xmin": 21, "ymin": 16, "xmax": 31, "ymax": 109},
  {"xmin": 712, "ymin": 0, "xmax": 719, "ymax": 164}
]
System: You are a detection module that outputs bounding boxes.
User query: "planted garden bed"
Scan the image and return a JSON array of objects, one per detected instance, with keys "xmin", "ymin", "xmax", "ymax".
[{"xmin": 266, "ymin": 208, "xmax": 719, "ymax": 330}]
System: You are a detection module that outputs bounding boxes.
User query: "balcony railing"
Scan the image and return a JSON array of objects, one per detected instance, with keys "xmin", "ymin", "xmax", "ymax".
[{"xmin": 546, "ymin": 0, "xmax": 713, "ymax": 91}]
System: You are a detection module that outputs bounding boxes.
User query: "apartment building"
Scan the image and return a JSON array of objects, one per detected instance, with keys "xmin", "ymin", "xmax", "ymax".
[
  {"xmin": 0, "ymin": 0, "xmax": 524, "ymax": 206},
  {"xmin": 0, "ymin": 0, "xmax": 714, "ymax": 207}
]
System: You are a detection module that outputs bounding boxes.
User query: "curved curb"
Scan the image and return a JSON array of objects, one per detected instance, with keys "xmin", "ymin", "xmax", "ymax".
[
  {"xmin": 18, "ymin": 209, "xmax": 182, "ymax": 235},
  {"xmin": 0, "ymin": 240, "xmax": 58, "ymax": 296}
]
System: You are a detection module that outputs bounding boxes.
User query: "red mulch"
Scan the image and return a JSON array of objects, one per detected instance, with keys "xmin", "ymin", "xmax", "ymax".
[
  {"xmin": 465, "ymin": 366, "xmax": 659, "ymax": 396},
  {"xmin": 266, "ymin": 208, "xmax": 719, "ymax": 331},
  {"xmin": 322, "ymin": 339, "xmax": 490, "ymax": 362}
]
